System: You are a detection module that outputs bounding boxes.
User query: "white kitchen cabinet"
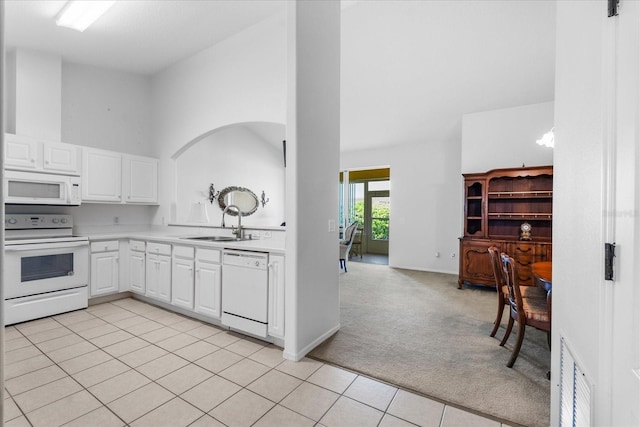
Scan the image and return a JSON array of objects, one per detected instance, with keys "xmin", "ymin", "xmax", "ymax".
[
  {"xmin": 5, "ymin": 133, "xmax": 38, "ymax": 170},
  {"xmin": 82, "ymin": 148, "xmax": 122, "ymax": 202},
  {"xmin": 172, "ymin": 245, "xmax": 195, "ymax": 310},
  {"xmin": 146, "ymin": 243, "xmax": 171, "ymax": 303},
  {"xmin": 129, "ymin": 240, "xmax": 146, "ymax": 294},
  {"xmin": 82, "ymin": 147, "xmax": 159, "ymax": 205},
  {"xmin": 5, "ymin": 133, "xmax": 80, "ymax": 175},
  {"xmin": 42, "ymin": 141, "xmax": 80, "ymax": 174},
  {"xmin": 195, "ymin": 248, "xmax": 222, "ymax": 319},
  {"xmin": 90, "ymin": 240, "xmax": 120, "ymax": 297},
  {"xmin": 124, "ymin": 154, "xmax": 158, "ymax": 204},
  {"xmin": 267, "ymin": 254, "xmax": 285, "ymax": 339}
]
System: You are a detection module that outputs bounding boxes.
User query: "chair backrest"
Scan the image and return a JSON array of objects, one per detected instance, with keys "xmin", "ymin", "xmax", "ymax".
[
  {"xmin": 343, "ymin": 222, "xmax": 358, "ymax": 248},
  {"xmin": 487, "ymin": 246, "xmax": 505, "ymax": 292},
  {"xmin": 501, "ymin": 253, "xmax": 524, "ymax": 316}
]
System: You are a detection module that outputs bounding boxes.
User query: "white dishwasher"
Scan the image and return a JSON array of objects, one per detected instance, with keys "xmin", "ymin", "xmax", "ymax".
[{"xmin": 221, "ymin": 250, "xmax": 269, "ymax": 338}]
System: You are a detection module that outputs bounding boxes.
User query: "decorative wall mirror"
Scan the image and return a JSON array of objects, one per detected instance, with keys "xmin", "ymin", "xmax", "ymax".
[{"xmin": 218, "ymin": 186, "xmax": 259, "ymax": 216}]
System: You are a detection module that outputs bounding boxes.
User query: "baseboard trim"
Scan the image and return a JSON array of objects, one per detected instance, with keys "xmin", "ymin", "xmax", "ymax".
[{"xmin": 283, "ymin": 323, "xmax": 341, "ymax": 361}]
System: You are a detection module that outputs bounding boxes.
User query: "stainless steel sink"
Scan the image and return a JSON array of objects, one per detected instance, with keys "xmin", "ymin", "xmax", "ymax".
[{"xmin": 182, "ymin": 236, "xmax": 239, "ymax": 242}]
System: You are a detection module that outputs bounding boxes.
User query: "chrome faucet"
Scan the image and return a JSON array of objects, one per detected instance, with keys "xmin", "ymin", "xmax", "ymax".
[{"xmin": 221, "ymin": 204, "xmax": 243, "ymax": 239}]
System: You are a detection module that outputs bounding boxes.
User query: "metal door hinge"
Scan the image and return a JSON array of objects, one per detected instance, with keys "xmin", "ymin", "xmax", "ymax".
[
  {"xmin": 605, "ymin": 242, "xmax": 616, "ymax": 280},
  {"xmin": 608, "ymin": 0, "xmax": 619, "ymax": 17}
]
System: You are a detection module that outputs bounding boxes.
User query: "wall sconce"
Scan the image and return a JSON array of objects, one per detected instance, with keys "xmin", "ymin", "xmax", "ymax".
[
  {"xmin": 261, "ymin": 190, "xmax": 269, "ymax": 208},
  {"xmin": 208, "ymin": 183, "xmax": 220, "ymax": 204}
]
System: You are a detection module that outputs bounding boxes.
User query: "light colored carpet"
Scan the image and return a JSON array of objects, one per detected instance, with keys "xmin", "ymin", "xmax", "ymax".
[{"xmin": 309, "ymin": 262, "xmax": 550, "ymax": 427}]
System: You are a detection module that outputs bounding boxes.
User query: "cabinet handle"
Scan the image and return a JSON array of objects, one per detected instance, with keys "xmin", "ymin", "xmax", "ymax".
[
  {"xmin": 45, "ymin": 160, "xmax": 50, "ymax": 164},
  {"xmin": 30, "ymin": 158, "xmax": 35, "ymax": 163}
]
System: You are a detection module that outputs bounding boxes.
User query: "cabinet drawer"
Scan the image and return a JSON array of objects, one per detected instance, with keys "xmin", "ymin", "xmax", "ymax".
[
  {"xmin": 129, "ymin": 240, "xmax": 146, "ymax": 252},
  {"xmin": 91, "ymin": 240, "xmax": 119, "ymax": 253},
  {"xmin": 173, "ymin": 245, "xmax": 195, "ymax": 259},
  {"xmin": 147, "ymin": 242, "xmax": 171, "ymax": 256},
  {"xmin": 196, "ymin": 248, "xmax": 221, "ymax": 263}
]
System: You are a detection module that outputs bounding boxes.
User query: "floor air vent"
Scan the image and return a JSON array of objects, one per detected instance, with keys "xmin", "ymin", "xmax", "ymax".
[{"xmin": 560, "ymin": 337, "xmax": 593, "ymax": 427}]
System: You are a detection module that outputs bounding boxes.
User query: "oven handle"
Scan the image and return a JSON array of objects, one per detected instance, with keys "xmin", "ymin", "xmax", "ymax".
[{"xmin": 5, "ymin": 241, "xmax": 89, "ymax": 252}]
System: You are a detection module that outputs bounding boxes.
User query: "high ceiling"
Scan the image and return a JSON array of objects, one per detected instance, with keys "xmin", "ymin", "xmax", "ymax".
[
  {"xmin": 4, "ymin": 0, "xmax": 286, "ymax": 75},
  {"xmin": 4, "ymin": 0, "xmax": 556, "ymax": 151}
]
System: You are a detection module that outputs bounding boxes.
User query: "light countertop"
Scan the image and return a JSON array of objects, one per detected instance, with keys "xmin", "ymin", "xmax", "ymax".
[{"xmin": 81, "ymin": 228, "xmax": 285, "ymax": 254}]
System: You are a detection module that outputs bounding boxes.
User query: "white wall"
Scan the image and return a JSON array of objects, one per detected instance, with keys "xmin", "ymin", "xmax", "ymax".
[
  {"xmin": 341, "ymin": 140, "xmax": 461, "ymax": 274},
  {"xmin": 151, "ymin": 14, "xmax": 286, "ymax": 226},
  {"xmin": 285, "ymin": 0, "xmax": 341, "ymax": 360},
  {"xmin": 62, "ymin": 63, "xmax": 153, "ymax": 156},
  {"xmin": 175, "ymin": 125, "xmax": 285, "ymax": 227},
  {"xmin": 461, "ymin": 101, "xmax": 554, "ymax": 173},
  {"xmin": 59, "ymin": 62, "xmax": 156, "ymax": 227}
]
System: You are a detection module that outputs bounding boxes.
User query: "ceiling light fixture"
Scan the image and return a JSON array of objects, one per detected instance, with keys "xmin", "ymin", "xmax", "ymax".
[
  {"xmin": 536, "ymin": 128, "xmax": 554, "ymax": 148},
  {"xmin": 56, "ymin": 0, "xmax": 116, "ymax": 32}
]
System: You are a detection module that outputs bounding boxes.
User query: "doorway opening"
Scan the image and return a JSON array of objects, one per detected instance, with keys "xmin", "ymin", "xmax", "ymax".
[{"xmin": 339, "ymin": 167, "xmax": 390, "ymax": 265}]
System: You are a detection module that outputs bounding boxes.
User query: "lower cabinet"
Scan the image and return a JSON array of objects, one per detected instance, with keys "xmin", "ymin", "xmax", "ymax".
[
  {"xmin": 458, "ymin": 237, "xmax": 552, "ymax": 288},
  {"xmin": 194, "ymin": 248, "xmax": 222, "ymax": 319},
  {"xmin": 90, "ymin": 240, "xmax": 120, "ymax": 297},
  {"xmin": 268, "ymin": 254, "xmax": 285, "ymax": 339},
  {"xmin": 146, "ymin": 243, "xmax": 171, "ymax": 303},
  {"xmin": 172, "ymin": 246, "xmax": 195, "ymax": 310}
]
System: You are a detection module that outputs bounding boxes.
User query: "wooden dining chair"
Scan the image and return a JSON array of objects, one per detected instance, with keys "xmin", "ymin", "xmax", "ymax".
[
  {"xmin": 487, "ymin": 246, "xmax": 507, "ymax": 338},
  {"xmin": 487, "ymin": 247, "xmax": 546, "ymax": 339},
  {"xmin": 500, "ymin": 253, "xmax": 551, "ymax": 368}
]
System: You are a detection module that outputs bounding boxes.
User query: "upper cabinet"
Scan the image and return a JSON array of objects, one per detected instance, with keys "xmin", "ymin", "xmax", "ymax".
[
  {"xmin": 82, "ymin": 147, "xmax": 158, "ymax": 204},
  {"xmin": 82, "ymin": 148, "xmax": 122, "ymax": 202},
  {"xmin": 124, "ymin": 154, "xmax": 158, "ymax": 204},
  {"xmin": 5, "ymin": 133, "xmax": 80, "ymax": 175},
  {"xmin": 462, "ymin": 166, "xmax": 553, "ymax": 242}
]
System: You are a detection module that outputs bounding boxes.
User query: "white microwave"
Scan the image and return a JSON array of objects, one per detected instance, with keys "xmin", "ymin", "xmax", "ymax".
[{"xmin": 4, "ymin": 170, "xmax": 82, "ymax": 205}]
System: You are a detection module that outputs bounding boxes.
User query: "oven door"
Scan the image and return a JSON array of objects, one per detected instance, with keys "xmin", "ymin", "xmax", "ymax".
[{"xmin": 4, "ymin": 240, "xmax": 89, "ymax": 299}]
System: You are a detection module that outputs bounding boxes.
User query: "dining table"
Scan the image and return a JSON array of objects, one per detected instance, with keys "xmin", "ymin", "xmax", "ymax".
[{"xmin": 532, "ymin": 261, "xmax": 552, "ymax": 292}]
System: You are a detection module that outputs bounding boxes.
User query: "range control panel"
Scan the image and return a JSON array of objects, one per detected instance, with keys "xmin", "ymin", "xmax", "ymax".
[{"xmin": 5, "ymin": 214, "xmax": 73, "ymax": 230}]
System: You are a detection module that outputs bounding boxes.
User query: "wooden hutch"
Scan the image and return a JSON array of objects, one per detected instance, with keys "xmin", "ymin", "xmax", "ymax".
[{"xmin": 458, "ymin": 165, "xmax": 553, "ymax": 288}]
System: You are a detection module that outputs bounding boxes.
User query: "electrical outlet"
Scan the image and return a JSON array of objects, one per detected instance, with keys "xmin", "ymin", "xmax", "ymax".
[
  {"xmin": 263, "ymin": 230, "xmax": 272, "ymax": 239},
  {"xmin": 328, "ymin": 219, "xmax": 336, "ymax": 232},
  {"xmin": 114, "ymin": 216, "xmax": 119, "ymax": 224},
  {"xmin": 252, "ymin": 231, "xmax": 261, "ymax": 239}
]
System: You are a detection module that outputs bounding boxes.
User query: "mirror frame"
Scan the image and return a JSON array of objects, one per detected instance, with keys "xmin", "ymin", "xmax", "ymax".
[{"xmin": 217, "ymin": 186, "xmax": 259, "ymax": 217}]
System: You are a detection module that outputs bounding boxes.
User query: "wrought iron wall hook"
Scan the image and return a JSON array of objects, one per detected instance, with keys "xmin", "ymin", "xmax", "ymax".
[
  {"xmin": 208, "ymin": 183, "xmax": 220, "ymax": 204},
  {"xmin": 261, "ymin": 190, "xmax": 269, "ymax": 208}
]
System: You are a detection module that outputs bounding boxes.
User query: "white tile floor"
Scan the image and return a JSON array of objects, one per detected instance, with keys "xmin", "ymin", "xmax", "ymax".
[{"xmin": 3, "ymin": 298, "xmax": 510, "ymax": 427}]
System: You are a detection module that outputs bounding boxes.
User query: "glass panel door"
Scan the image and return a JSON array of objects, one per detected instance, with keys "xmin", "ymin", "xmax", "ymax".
[{"xmin": 366, "ymin": 190, "xmax": 389, "ymax": 254}]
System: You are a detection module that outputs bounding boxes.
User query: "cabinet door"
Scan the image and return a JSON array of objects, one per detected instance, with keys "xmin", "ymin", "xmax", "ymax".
[
  {"xmin": 172, "ymin": 257, "xmax": 194, "ymax": 310},
  {"xmin": 195, "ymin": 260, "xmax": 221, "ymax": 318},
  {"xmin": 129, "ymin": 251, "xmax": 146, "ymax": 294},
  {"xmin": 43, "ymin": 141, "xmax": 79, "ymax": 174},
  {"xmin": 124, "ymin": 155, "xmax": 158, "ymax": 204},
  {"xmin": 5, "ymin": 134, "xmax": 38, "ymax": 170},
  {"xmin": 459, "ymin": 239, "xmax": 495, "ymax": 287},
  {"xmin": 90, "ymin": 252, "xmax": 119, "ymax": 296},
  {"xmin": 268, "ymin": 254, "xmax": 285, "ymax": 339},
  {"xmin": 157, "ymin": 255, "xmax": 172, "ymax": 303},
  {"xmin": 82, "ymin": 148, "xmax": 122, "ymax": 202},
  {"xmin": 145, "ymin": 255, "xmax": 160, "ymax": 298}
]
